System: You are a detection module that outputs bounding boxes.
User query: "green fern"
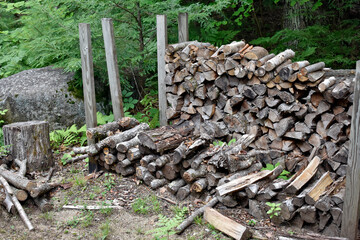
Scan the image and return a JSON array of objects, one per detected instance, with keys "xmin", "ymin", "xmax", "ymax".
[{"xmin": 146, "ymin": 207, "xmax": 188, "ymax": 240}]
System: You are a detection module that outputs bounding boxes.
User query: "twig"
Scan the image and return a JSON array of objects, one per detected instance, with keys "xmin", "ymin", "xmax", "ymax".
[
  {"xmin": 156, "ymin": 195, "xmax": 177, "ymax": 205},
  {"xmin": 63, "ymin": 205, "xmax": 123, "ymax": 210},
  {"xmin": 45, "ymin": 167, "xmax": 54, "ymax": 182}
]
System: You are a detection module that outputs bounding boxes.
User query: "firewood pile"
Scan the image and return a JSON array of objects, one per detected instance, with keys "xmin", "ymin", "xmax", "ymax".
[
  {"xmin": 73, "ymin": 40, "xmax": 354, "ymax": 236},
  {"xmin": 0, "ymin": 160, "xmax": 56, "ymax": 231}
]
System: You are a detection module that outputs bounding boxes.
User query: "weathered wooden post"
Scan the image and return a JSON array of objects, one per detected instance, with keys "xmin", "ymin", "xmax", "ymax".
[
  {"xmin": 341, "ymin": 60, "xmax": 360, "ymax": 240},
  {"xmin": 101, "ymin": 18, "xmax": 124, "ymax": 120},
  {"xmin": 79, "ymin": 23, "xmax": 98, "ymax": 173},
  {"xmin": 156, "ymin": 15, "xmax": 168, "ymax": 126},
  {"xmin": 178, "ymin": 13, "xmax": 189, "ymax": 43}
]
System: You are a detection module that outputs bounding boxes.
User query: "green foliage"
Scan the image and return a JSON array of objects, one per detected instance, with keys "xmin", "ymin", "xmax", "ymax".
[
  {"xmin": 104, "ymin": 173, "xmax": 116, "ymax": 191},
  {"xmin": 66, "ymin": 209, "xmax": 94, "ymax": 228},
  {"xmin": 251, "ymin": 21, "xmax": 360, "ymax": 69},
  {"xmin": 96, "ymin": 112, "xmax": 114, "ymax": 126},
  {"xmin": 194, "ymin": 216, "xmax": 203, "ymax": 225},
  {"xmin": 266, "ymin": 202, "xmax": 282, "ymax": 219},
  {"xmin": 49, "ymin": 112, "xmax": 114, "ymax": 148},
  {"xmin": 94, "ymin": 220, "xmax": 111, "ymax": 240},
  {"xmin": 246, "ymin": 219, "xmax": 257, "ymax": 226},
  {"xmin": 261, "ymin": 162, "xmax": 291, "ymax": 180},
  {"xmin": 213, "ymin": 138, "xmax": 236, "ymax": 147},
  {"xmin": 146, "ymin": 207, "xmax": 188, "ymax": 240},
  {"xmin": 60, "ymin": 153, "xmax": 72, "ymax": 165},
  {"xmin": 127, "ymin": 90, "xmax": 160, "ymax": 129},
  {"xmin": 131, "ymin": 195, "xmax": 160, "ymax": 214},
  {"xmin": 0, "ymin": 109, "xmax": 8, "ymax": 126},
  {"xmin": 122, "ymin": 89, "xmax": 138, "ymax": 113}
]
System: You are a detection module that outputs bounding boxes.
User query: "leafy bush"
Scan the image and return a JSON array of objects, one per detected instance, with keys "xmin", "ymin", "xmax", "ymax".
[{"xmin": 251, "ymin": 21, "xmax": 360, "ymax": 69}]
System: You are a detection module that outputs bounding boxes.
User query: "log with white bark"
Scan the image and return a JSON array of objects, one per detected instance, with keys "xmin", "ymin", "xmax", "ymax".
[
  {"xmin": 0, "ymin": 176, "xmax": 34, "ymax": 231},
  {"xmin": 87, "ymin": 123, "xmax": 150, "ymax": 155},
  {"xmin": 116, "ymin": 136, "xmax": 140, "ymax": 153},
  {"xmin": 264, "ymin": 49, "xmax": 295, "ymax": 71}
]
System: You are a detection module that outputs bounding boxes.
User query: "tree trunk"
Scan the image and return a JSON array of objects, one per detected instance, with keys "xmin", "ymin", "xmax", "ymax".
[{"xmin": 3, "ymin": 121, "xmax": 53, "ymax": 172}]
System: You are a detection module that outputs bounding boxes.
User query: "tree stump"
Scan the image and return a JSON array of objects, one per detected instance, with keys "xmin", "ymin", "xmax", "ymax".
[{"xmin": 3, "ymin": 121, "xmax": 53, "ymax": 172}]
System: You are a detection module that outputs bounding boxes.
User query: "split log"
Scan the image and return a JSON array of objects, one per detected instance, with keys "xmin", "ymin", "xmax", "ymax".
[
  {"xmin": 88, "ymin": 123, "xmax": 150, "ymax": 155},
  {"xmin": 285, "ymin": 156, "xmax": 321, "ymax": 194},
  {"xmin": 176, "ymin": 197, "xmax": 219, "ymax": 234},
  {"xmin": 138, "ymin": 121, "xmax": 194, "ymax": 153},
  {"xmin": 216, "ymin": 170, "xmax": 273, "ymax": 196},
  {"xmin": 0, "ymin": 176, "xmax": 34, "ymax": 231},
  {"xmin": 204, "ymin": 207, "xmax": 251, "ymax": 240},
  {"xmin": 244, "ymin": 46, "xmax": 268, "ymax": 60},
  {"xmin": 298, "ymin": 205, "xmax": 316, "ymax": 223},
  {"xmin": 304, "ymin": 171, "xmax": 333, "ymax": 205}
]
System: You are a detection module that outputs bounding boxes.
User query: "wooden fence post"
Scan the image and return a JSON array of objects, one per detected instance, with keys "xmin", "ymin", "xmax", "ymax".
[
  {"xmin": 157, "ymin": 15, "xmax": 168, "ymax": 126},
  {"xmin": 341, "ymin": 60, "xmax": 360, "ymax": 240},
  {"xmin": 101, "ymin": 18, "xmax": 124, "ymax": 120},
  {"xmin": 178, "ymin": 13, "xmax": 188, "ymax": 43},
  {"xmin": 79, "ymin": 23, "xmax": 98, "ymax": 173}
]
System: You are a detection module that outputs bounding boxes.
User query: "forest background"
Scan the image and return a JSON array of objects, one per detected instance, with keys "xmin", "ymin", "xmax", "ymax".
[{"xmin": 0, "ymin": 0, "xmax": 359, "ymax": 124}]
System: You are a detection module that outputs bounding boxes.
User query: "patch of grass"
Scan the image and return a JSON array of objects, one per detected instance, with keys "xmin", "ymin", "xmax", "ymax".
[
  {"xmin": 99, "ymin": 201, "xmax": 113, "ymax": 216},
  {"xmin": 66, "ymin": 210, "xmax": 94, "ymax": 228},
  {"xmin": 94, "ymin": 220, "xmax": 111, "ymax": 240},
  {"xmin": 132, "ymin": 195, "xmax": 161, "ymax": 215},
  {"xmin": 88, "ymin": 192, "xmax": 96, "ymax": 200},
  {"xmin": 40, "ymin": 212, "xmax": 53, "ymax": 221},
  {"xmin": 73, "ymin": 175, "xmax": 87, "ymax": 188},
  {"xmin": 104, "ymin": 173, "xmax": 116, "ymax": 191},
  {"xmin": 194, "ymin": 216, "xmax": 203, "ymax": 225},
  {"xmin": 92, "ymin": 185, "xmax": 102, "ymax": 194},
  {"xmin": 207, "ymin": 224, "xmax": 226, "ymax": 240}
]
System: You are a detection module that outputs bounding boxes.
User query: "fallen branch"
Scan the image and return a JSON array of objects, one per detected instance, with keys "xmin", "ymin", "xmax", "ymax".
[
  {"xmin": 62, "ymin": 205, "xmax": 123, "ymax": 210},
  {"xmin": 65, "ymin": 154, "xmax": 89, "ymax": 165},
  {"xmin": 176, "ymin": 197, "xmax": 219, "ymax": 234},
  {"xmin": 0, "ymin": 176, "xmax": 34, "ymax": 231}
]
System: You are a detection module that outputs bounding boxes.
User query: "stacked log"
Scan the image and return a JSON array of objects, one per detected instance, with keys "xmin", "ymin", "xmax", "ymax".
[{"xmin": 76, "ymin": 40, "xmax": 354, "ymax": 236}]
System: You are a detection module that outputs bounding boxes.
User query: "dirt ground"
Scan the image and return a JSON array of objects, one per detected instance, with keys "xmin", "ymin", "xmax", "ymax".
[{"xmin": 0, "ymin": 153, "xmax": 310, "ymax": 240}]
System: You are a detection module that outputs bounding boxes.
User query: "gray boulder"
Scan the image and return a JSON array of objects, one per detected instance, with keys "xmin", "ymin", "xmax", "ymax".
[{"xmin": 0, "ymin": 66, "xmax": 93, "ymax": 130}]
